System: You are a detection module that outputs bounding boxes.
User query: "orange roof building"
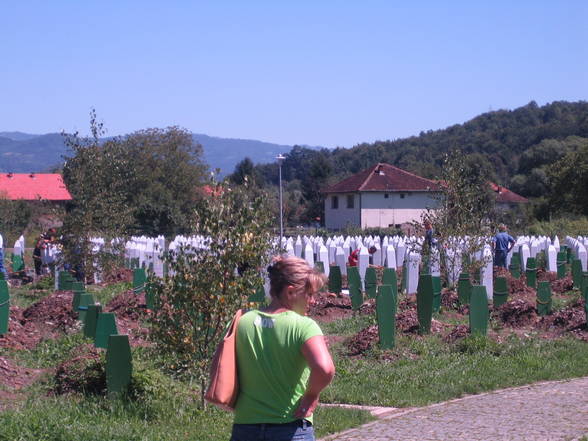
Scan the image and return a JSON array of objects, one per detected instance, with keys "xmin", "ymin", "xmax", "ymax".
[{"xmin": 0, "ymin": 173, "xmax": 72, "ymax": 201}]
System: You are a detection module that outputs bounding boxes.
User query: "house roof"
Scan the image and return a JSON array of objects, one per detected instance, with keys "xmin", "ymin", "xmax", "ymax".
[
  {"xmin": 0, "ymin": 173, "xmax": 72, "ymax": 201},
  {"xmin": 323, "ymin": 163, "xmax": 441, "ymax": 194},
  {"xmin": 490, "ymin": 182, "xmax": 528, "ymax": 204}
]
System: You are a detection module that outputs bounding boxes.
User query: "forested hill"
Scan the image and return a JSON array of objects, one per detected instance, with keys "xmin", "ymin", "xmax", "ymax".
[{"xmin": 252, "ymin": 100, "xmax": 588, "ymax": 198}]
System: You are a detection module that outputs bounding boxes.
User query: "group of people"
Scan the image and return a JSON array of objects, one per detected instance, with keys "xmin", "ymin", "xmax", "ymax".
[{"xmin": 32, "ymin": 228, "xmax": 58, "ymax": 276}]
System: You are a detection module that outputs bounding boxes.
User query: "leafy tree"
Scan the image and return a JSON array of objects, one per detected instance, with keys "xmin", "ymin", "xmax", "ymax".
[
  {"xmin": 147, "ymin": 180, "xmax": 274, "ymax": 405},
  {"xmin": 547, "ymin": 138, "xmax": 588, "ymax": 216},
  {"xmin": 0, "ymin": 197, "xmax": 33, "ymax": 246}
]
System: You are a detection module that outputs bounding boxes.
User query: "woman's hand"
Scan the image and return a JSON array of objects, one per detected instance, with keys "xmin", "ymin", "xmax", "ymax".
[{"xmin": 294, "ymin": 393, "xmax": 319, "ymax": 418}]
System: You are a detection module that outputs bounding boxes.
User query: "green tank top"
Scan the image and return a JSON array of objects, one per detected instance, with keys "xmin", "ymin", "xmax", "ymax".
[{"xmin": 233, "ymin": 310, "xmax": 323, "ymax": 424}]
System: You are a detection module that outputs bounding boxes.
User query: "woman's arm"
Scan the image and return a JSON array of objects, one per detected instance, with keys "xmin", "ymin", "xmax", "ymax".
[{"xmin": 294, "ymin": 335, "xmax": 335, "ymax": 418}]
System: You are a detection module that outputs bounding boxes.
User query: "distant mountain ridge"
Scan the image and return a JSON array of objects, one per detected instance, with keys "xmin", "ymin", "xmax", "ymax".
[{"xmin": 0, "ymin": 131, "xmax": 320, "ymax": 175}]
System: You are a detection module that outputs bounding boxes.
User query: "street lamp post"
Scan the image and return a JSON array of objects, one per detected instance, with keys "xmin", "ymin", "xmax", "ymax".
[{"xmin": 276, "ymin": 154, "xmax": 285, "ymax": 250}]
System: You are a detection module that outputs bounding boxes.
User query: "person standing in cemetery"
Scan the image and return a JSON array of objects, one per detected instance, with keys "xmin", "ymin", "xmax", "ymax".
[
  {"xmin": 230, "ymin": 256, "xmax": 335, "ymax": 441},
  {"xmin": 33, "ymin": 237, "xmax": 45, "ymax": 277},
  {"xmin": 0, "ymin": 232, "xmax": 7, "ymax": 279},
  {"xmin": 348, "ymin": 246, "xmax": 377, "ymax": 266},
  {"xmin": 493, "ymin": 224, "xmax": 515, "ymax": 268}
]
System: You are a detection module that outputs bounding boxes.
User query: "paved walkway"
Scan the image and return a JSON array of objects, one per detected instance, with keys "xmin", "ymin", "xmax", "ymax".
[{"xmin": 320, "ymin": 377, "xmax": 588, "ymax": 441}]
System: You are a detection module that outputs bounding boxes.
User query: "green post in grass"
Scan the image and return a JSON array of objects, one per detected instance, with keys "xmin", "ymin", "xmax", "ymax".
[
  {"xmin": 432, "ymin": 276, "xmax": 441, "ymax": 313},
  {"xmin": 509, "ymin": 253, "xmax": 521, "ymax": 279},
  {"xmin": 556, "ymin": 251, "xmax": 567, "ymax": 279},
  {"xmin": 95, "ymin": 313, "xmax": 119, "ymax": 349},
  {"xmin": 106, "ymin": 334, "xmax": 132, "ymax": 396},
  {"xmin": 526, "ymin": 257, "xmax": 537, "ymax": 289},
  {"xmin": 71, "ymin": 281, "xmax": 84, "ymax": 293},
  {"xmin": 133, "ymin": 268, "xmax": 146, "ymax": 295},
  {"xmin": 417, "ymin": 274, "xmax": 434, "ymax": 335},
  {"xmin": 493, "ymin": 276, "xmax": 509, "ymax": 308},
  {"xmin": 582, "ymin": 272, "xmax": 588, "ymax": 319},
  {"xmin": 382, "ymin": 267, "xmax": 397, "ymax": 287},
  {"xmin": 0, "ymin": 272, "xmax": 4, "ymax": 280},
  {"xmin": 11, "ymin": 254, "xmax": 24, "ymax": 273},
  {"xmin": 349, "ymin": 282, "xmax": 363, "ymax": 311},
  {"xmin": 457, "ymin": 272, "xmax": 471, "ymax": 305},
  {"xmin": 71, "ymin": 282, "xmax": 85, "ymax": 311},
  {"xmin": 376, "ymin": 284, "xmax": 397, "ymax": 349},
  {"xmin": 347, "ymin": 266, "xmax": 361, "ymax": 289},
  {"xmin": 0, "ymin": 280, "xmax": 9, "ymax": 335},
  {"xmin": 469, "ymin": 285, "xmax": 489, "ymax": 336},
  {"xmin": 536, "ymin": 281, "xmax": 552, "ymax": 316},
  {"xmin": 571, "ymin": 259, "xmax": 582, "ymax": 289},
  {"xmin": 77, "ymin": 292, "xmax": 95, "ymax": 323},
  {"xmin": 365, "ymin": 267, "xmax": 377, "ymax": 299},
  {"xmin": 328, "ymin": 266, "xmax": 342, "ymax": 295},
  {"xmin": 83, "ymin": 303, "xmax": 103, "ymax": 339}
]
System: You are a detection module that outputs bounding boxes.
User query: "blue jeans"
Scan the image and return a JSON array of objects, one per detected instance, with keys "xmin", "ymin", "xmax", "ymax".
[
  {"xmin": 494, "ymin": 250, "xmax": 507, "ymax": 268},
  {"xmin": 0, "ymin": 248, "xmax": 7, "ymax": 279},
  {"xmin": 230, "ymin": 420, "xmax": 314, "ymax": 441}
]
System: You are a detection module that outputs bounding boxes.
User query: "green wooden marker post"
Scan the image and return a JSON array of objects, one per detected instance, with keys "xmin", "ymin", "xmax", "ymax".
[
  {"xmin": 382, "ymin": 267, "xmax": 397, "ymax": 287},
  {"xmin": 11, "ymin": 254, "xmax": 24, "ymax": 273},
  {"xmin": 401, "ymin": 262, "xmax": 408, "ymax": 293},
  {"xmin": 432, "ymin": 276, "xmax": 441, "ymax": 313},
  {"xmin": 347, "ymin": 266, "xmax": 361, "ymax": 289},
  {"xmin": 71, "ymin": 282, "xmax": 85, "ymax": 311},
  {"xmin": 365, "ymin": 267, "xmax": 377, "ymax": 299},
  {"xmin": 0, "ymin": 280, "xmax": 9, "ymax": 335},
  {"xmin": 526, "ymin": 257, "xmax": 537, "ymax": 289},
  {"xmin": 0, "ymin": 272, "xmax": 4, "ymax": 280},
  {"xmin": 106, "ymin": 334, "xmax": 132, "ymax": 396},
  {"xmin": 469, "ymin": 285, "xmax": 489, "ymax": 335},
  {"xmin": 95, "ymin": 313, "xmax": 119, "ymax": 349},
  {"xmin": 349, "ymin": 282, "xmax": 363, "ymax": 311},
  {"xmin": 376, "ymin": 284, "xmax": 397, "ymax": 349},
  {"xmin": 571, "ymin": 259, "xmax": 582, "ymax": 289},
  {"xmin": 536, "ymin": 281, "xmax": 552, "ymax": 316},
  {"xmin": 328, "ymin": 266, "xmax": 342, "ymax": 295},
  {"xmin": 77, "ymin": 292, "xmax": 95, "ymax": 323},
  {"xmin": 509, "ymin": 253, "xmax": 521, "ymax": 279},
  {"xmin": 417, "ymin": 274, "xmax": 434, "ymax": 335},
  {"xmin": 71, "ymin": 281, "xmax": 84, "ymax": 293},
  {"xmin": 457, "ymin": 272, "xmax": 471, "ymax": 305},
  {"xmin": 493, "ymin": 276, "xmax": 509, "ymax": 308},
  {"xmin": 556, "ymin": 251, "xmax": 567, "ymax": 279},
  {"xmin": 133, "ymin": 268, "xmax": 146, "ymax": 295},
  {"xmin": 582, "ymin": 272, "xmax": 588, "ymax": 319},
  {"xmin": 83, "ymin": 304, "xmax": 103, "ymax": 339}
]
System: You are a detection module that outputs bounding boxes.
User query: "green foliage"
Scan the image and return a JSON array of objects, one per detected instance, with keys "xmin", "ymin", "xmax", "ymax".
[
  {"xmin": 0, "ymin": 198, "xmax": 33, "ymax": 246},
  {"xmin": 527, "ymin": 216, "xmax": 588, "ymax": 237},
  {"xmin": 30, "ymin": 275, "xmax": 55, "ymax": 290},
  {"xmin": 148, "ymin": 180, "xmax": 274, "ymax": 403}
]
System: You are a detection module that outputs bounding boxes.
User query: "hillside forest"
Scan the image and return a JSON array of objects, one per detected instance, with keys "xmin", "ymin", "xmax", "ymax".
[{"xmin": 230, "ymin": 100, "xmax": 588, "ymax": 229}]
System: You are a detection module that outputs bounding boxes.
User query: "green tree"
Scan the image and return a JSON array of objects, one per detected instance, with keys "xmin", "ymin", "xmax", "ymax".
[{"xmin": 148, "ymin": 180, "xmax": 274, "ymax": 405}]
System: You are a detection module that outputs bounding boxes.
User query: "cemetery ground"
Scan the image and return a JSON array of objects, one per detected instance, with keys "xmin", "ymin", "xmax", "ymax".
[{"xmin": 0, "ymin": 267, "xmax": 587, "ymax": 440}]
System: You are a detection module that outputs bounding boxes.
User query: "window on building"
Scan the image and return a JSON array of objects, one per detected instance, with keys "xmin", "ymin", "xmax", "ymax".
[
  {"xmin": 384, "ymin": 193, "xmax": 389, "ymax": 199},
  {"xmin": 400, "ymin": 193, "xmax": 405, "ymax": 199},
  {"xmin": 331, "ymin": 195, "xmax": 339, "ymax": 209},
  {"xmin": 346, "ymin": 195, "xmax": 354, "ymax": 209}
]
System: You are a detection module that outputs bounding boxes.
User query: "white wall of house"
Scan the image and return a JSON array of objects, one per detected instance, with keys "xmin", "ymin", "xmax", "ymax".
[
  {"xmin": 324, "ymin": 193, "xmax": 360, "ymax": 230},
  {"xmin": 325, "ymin": 191, "xmax": 440, "ymax": 230}
]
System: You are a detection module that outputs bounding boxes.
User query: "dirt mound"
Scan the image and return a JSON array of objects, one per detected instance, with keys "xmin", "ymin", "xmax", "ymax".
[
  {"xmin": 308, "ymin": 292, "xmax": 353, "ymax": 322},
  {"xmin": 22, "ymin": 291, "xmax": 78, "ymax": 334},
  {"xmin": 52, "ymin": 345, "xmax": 106, "ymax": 396},
  {"xmin": 441, "ymin": 289, "xmax": 459, "ymax": 310},
  {"xmin": 396, "ymin": 308, "xmax": 419, "ymax": 333},
  {"xmin": 346, "ymin": 325, "xmax": 378, "ymax": 355},
  {"xmin": 550, "ymin": 276, "xmax": 574, "ymax": 294},
  {"xmin": 0, "ymin": 306, "xmax": 44, "ymax": 350},
  {"xmin": 104, "ymin": 290, "xmax": 150, "ymax": 346},
  {"xmin": 539, "ymin": 299, "xmax": 586, "ymax": 330},
  {"xmin": 536, "ymin": 269, "xmax": 557, "ymax": 283},
  {"xmin": 444, "ymin": 324, "xmax": 470, "ymax": 343},
  {"xmin": 497, "ymin": 299, "xmax": 538, "ymax": 327},
  {"xmin": 102, "ymin": 267, "xmax": 133, "ymax": 285},
  {"xmin": 0, "ymin": 356, "xmax": 44, "ymax": 390}
]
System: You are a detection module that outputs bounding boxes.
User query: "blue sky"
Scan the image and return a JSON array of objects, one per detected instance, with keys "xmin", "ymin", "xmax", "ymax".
[{"xmin": 2, "ymin": 1, "xmax": 587, "ymax": 148}]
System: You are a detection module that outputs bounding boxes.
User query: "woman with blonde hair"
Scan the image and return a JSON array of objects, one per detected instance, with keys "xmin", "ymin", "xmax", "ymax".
[{"xmin": 230, "ymin": 256, "xmax": 335, "ymax": 441}]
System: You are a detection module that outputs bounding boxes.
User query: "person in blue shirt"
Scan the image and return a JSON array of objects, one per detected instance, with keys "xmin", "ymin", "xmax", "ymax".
[
  {"xmin": 492, "ymin": 224, "xmax": 515, "ymax": 268},
  {"xmin": 0, "ymin": 232, "xmax": 8, "ymax": 279}
]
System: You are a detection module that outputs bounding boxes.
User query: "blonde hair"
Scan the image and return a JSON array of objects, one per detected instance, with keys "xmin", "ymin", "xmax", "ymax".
[{"xmin": 267, "ymin": 256, "xmax": 327, "ymax": 298}]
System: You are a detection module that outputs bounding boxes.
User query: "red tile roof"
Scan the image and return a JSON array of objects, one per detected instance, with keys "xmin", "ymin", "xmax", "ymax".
[
  {"xmin": 0, "ymin": 173, "xmax": 72, "ymax": 201},
  {"xmin": 323, "ymin": 163, "xmax": 441, "ymax": 193},
  {"xmin": 490, "ymin": 182, "xmax": 528, "ymax": 204}
]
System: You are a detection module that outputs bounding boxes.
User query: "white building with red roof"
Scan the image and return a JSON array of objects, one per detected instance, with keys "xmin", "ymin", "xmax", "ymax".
[
  {"xmin": 322, "ymin": 163, "xmax": 441, "ymax": 230},
  {"xmin": 0, "ymin": 173, "xmax": 72, "ymax": 201}
]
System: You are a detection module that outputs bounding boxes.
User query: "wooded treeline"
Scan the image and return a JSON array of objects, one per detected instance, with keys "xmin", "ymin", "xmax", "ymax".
[{"xmin": 231, "ymin": 100, "xmax": 588, "ymax": 225}]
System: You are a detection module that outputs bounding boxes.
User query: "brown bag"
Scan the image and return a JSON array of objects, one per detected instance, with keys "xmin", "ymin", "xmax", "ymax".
[{"xmin": 204, "ymin": 309, "xmax": 245, "ymax": 411}]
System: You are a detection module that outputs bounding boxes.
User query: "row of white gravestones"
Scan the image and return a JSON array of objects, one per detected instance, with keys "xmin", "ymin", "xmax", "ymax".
[{"xmin": 565, "ymin": 236, "xmax": 588, "ymax": 271}]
